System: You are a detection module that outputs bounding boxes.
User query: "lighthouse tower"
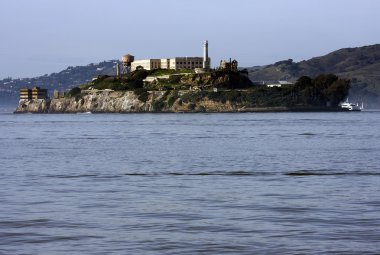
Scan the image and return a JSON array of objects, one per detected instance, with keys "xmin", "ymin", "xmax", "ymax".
[{"xmin": 203, "ymin": 40, "xmax": 210, "ymax": 70}]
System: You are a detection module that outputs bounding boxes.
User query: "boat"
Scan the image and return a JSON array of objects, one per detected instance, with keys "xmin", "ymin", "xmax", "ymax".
[{"xmin": 340, "ymin": 102, "xmax": 361, "ymax": 111}]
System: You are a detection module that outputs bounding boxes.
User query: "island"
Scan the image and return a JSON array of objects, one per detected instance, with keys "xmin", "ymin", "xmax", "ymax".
[
  {"xmin": 15, "ymin": 70, "xmax": 351, "ymax": 113},
  {"xmin": 15, "ymin": 41, "xmax": 351, "ymax": 113}
]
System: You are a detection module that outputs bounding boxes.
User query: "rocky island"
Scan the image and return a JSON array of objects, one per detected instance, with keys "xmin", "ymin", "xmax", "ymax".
[
  {"xmin": 15, "ymin": 40, "xmax": 351, "ymax": 113},
  {"xmin": 15, "ymin": 69, "xmax": 350, "ymax": 113}
]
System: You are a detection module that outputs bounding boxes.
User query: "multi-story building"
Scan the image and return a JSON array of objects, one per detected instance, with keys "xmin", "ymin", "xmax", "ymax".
[
  {"xmin": 131, "ymin": 59, "xmax": 162, "ymax": 71},
  {"xmin": 32, "ymin": 87, "xmax": 48, "ymax": 99},
  {"xmin": 131, "ymin": 57, "xmax": 208, "ymax": 71},
  {"xmin": 130, "ymin": 40, "xmax": 211, "ymax": 71},
  {"xmin": 20, "ymin": 87, "xmax": 48, "ymax": 100},
  {"xmin": 19, "ymin": 88, "xmax": 32, "ymax": 100},
  {"xmin": 219, "ymin": 59, "xmax": 238, "ymax": 71}
]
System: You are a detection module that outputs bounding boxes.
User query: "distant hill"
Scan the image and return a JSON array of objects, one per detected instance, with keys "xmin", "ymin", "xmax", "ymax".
[
  {"xmin": 248, "ymin": 44, "xmax": 380, "ymax": 108},
  {"xmin": 0, "ymin": 60, "xmax": 117, "ymax": 107}
]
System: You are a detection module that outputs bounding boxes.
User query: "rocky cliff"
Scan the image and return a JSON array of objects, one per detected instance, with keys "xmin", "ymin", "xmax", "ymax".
[
  {"xmin": 15, "ymin": 87, "xmax": 348, "ymax": 114},
  {"xmin": 15, "ymin": 90, "xmax": 248, "ymax": 113}
]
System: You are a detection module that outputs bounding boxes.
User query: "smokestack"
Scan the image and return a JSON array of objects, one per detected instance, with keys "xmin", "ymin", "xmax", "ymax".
[
  {"xmin": 203, "ymin": 40, "xmax": 209, "ymax": 69},
  {"xmin": 116, "ymin": 63, "xmax": 120, "ymax": 78}
]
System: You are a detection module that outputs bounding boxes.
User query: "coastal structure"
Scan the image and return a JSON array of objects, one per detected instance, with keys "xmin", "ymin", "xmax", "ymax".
[
  {"xmin": 19, "ymin": 87, "xmax": 48, "ymax": 100},
  {"xmin": 53, "ymin": 90, "xmax": 66, "ymax": 99},
  {"xmin": 19, "ymin": 88, "xmax": 32, "ymax": 100},
  {"xmin": 128, "ymin": 40, "xmax": 211, "ymax": 71},
  {"xmin": 219, "ymin": 58, "xmax": 238, "ymax": 71},
  {"xmin": 266, "ymin": 81, "xmax": 294, "ymax": 87},
  {"xmin": 32, "ymin": 87, "xmax": 48, "ymax": 99}
]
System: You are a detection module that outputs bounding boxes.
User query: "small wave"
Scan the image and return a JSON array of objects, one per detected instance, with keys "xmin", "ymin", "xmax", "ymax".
[
  {"xmin": 0, "ymin": 219, "xmax": 51, "ymax": 228},
  {"xmin": 44, "ymin": 174, "xmax": 99, "ymax": 179},
  {"xmin": 43, "ymin": 170, "xmax": 380, "ymax": 179},
  {"xmin": 298, "ymin": 132, "xmax": 317, "ymax": 136},
  {"xmin": 59, "ymin": 137, "xmax": 107, "ymax": 140},
  {"xmin": 124, "ymin": 173, "xmax": 150, "ymax": 176},
  {"xmin": 285, "ymin": 170, "xmax": 380, "ymax": 176},
  {"xmin": 124, "ymin": 171, "xmax": 273, "ymax": 176},
  {"xmin": 22, "ymin": 235, "xmax": 102, "ymax": 244}
]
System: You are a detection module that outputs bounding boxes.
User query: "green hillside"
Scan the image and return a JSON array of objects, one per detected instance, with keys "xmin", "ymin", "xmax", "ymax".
[{"xmin": 248, "ymin": 44, "xmax": 380, "ymax": 107}]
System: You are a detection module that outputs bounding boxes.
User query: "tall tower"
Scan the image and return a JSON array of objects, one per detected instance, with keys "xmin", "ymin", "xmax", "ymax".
[{"xmin": 203, "ymin": 40, "xmax": 210, "ymax": 70}]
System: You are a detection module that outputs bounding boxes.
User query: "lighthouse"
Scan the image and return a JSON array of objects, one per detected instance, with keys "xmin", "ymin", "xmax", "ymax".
[{"xmin": 203, "ymin": 40, "xmax": 210, "ymax": 70}]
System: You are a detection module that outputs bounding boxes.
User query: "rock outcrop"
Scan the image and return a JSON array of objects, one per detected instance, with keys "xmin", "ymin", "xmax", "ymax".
[
  {"xmin": 17, "ymin": 91, "xmax": 147, "ymax": 113},
  {"xmin": 15, "ymin": 90, "xmax": 247, "ymax": 113}
]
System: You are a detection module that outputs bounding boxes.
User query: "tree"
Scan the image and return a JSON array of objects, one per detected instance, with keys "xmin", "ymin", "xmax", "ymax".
[
  {"xmin": 67, "ymin": 87, "xmax": 81, "ymax": 97},
  {"xmin": 325, "ymin": 79, "xmax": 351, "ymax": 106},
  {"xmin": 294, "ymin": 74, "xmax": 351, "ymax": 107}
]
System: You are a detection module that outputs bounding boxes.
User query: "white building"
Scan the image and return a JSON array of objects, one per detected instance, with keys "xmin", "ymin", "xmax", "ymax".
[
  {"xmin": 130, "ymin": 41, "xmax": 211, "ymax": 71},
  {"xmin": 266, "ymin": 80, "xmax": 294, "ymax": 88},
  {"xmin": 131, "ymin": 59, "xmax": 161, "ymax": 71}
]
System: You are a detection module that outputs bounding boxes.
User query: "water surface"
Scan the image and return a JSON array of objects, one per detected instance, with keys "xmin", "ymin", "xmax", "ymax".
[{"xmin": 1, "ymin": 112, "xmax": 380, "ymax": 254}]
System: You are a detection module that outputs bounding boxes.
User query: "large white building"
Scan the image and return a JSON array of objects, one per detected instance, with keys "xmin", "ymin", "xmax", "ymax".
[{"xmin": 130, "ymin": 41, "xmax": 211, "ymax": 71}]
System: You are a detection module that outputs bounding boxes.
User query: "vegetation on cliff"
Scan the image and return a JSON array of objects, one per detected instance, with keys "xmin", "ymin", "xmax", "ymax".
[
  {"xmin": 64, "ymin": 69, "xmax": 350, "ymax": 112},
  {"xmin": 172, "ymin": 74, "xmax": 350, "ymax": 110},
  {"xmin": 16, "ymin": 73, "xmax": 350, "ymax": 113},
  {"xmin": 78, "ymin": 69, "xmax": 253, "ymax": 92}
]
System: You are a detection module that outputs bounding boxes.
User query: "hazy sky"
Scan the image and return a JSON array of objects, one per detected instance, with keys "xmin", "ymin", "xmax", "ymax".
[{"xmin": 1, "ymin": 0, "xmax": 379, "ymax": 79}]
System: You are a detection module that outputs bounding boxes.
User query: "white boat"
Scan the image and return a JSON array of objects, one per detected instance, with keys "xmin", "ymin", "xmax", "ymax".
[{"xmin": 340, "ymin": 102, "xmax": 361, "ymax": 111}]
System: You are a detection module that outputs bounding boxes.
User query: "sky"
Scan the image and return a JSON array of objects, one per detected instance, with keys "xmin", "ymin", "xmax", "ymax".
[{"xmin": 0, "ymin": 0, "xmax": 380, "ymax": 79}]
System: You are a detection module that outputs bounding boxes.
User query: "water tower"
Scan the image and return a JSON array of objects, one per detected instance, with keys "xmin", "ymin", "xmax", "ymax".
[{"xmin": 121, "ymin": 54, "xmax": 134, "ymax": 74}]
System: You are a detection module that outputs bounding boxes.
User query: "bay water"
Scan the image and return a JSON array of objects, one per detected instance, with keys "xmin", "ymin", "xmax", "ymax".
[{"xmin": 1, "ymin": 112, "xmax": 380, "ymax": 254}]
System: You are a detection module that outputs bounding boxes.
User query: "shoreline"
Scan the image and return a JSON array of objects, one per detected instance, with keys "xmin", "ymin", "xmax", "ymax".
[{"xmin": 14, "ymin": 106, "xmax": 350, "ymax": 114}]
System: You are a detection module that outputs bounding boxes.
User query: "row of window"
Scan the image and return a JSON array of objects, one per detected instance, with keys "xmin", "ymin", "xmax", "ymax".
[{"xmin": 177, "ymin": 62, "xmax": 202, "ymax": 65}]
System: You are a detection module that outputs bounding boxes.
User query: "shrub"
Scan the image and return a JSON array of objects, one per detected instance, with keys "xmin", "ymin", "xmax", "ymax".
[
  {"xmin": 135, "ymin": 88, "xmax": 149, "ymax": 102},
  {"xmin": 110, "ymin": 83, "xmax": 128, "ymax": 90},
  {"xmin": 152, "ymin": 100, "xmax": 165, "ymax": 112},
  {"xmin": 131, "ymin": 69, "xmax": 149, "ymax": 80},
  {"xmin": 67, "ymin": 87, "xmax": 81, "ymax": 97},
  {"xmin": 168, "ymin": 75, "xmax": 182, "ymax": 84},
  {"xmin": 167, "ymin": 95, "xmax": 177, "ymax": 107},
  {"xmin": 138, "ymin": 92, "xmax": 149, "ymax": 102},
  {"xmin": 187, "ymin": 103, "xmax": 196, "ymax": 110}
]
